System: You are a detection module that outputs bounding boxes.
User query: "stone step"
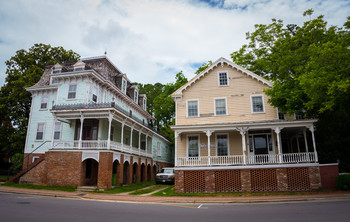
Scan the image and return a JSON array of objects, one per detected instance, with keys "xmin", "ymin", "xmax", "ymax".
[{"xmin": 76, "ymin": 186, "xmax": 97, "ymax": 192}]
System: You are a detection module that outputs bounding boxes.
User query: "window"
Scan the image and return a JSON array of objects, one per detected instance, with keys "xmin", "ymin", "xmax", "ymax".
[
  {"xmin": 217, "ymin": 134, "xmax": 228, "ymax": 156},
  {"xmin": 74, "ymin": 67, "xmax": 84, "ymax": 71},
  {"xmin": 51, "ymin": 78, "xmax": 58, "ymax": 85},
  {"xmin": 218, "ymin": 72, "xmax": 229, "ymax": 86},
  {"xmin": 32, "ymin": 156, "xmax": 40, "ymax": 163},
  {"xmin": 40, "ymin": 96, "xmax": 48, "ymax": 109},
  {"xmin": 143, "ymin": 98, "xmax": 147, "ymax": 110},
  {"xmin": 92, "ymin": 86, "xmax": 98, "ymax": 103},
  {"xmin": 187, "ymin": 100, "xmax": 198, "ymax": 117},
  {"xmin": 215, "ymin": 98, "xmax": 227, "ymax": 115},
  {"xmin": 36, "ymin": 123, "xmax": 45, "ymax": 140},
  {"xmin": 68, "ymin": 84, "xmax": 77, "ymax": 99},
  {"xmin": 165, "ymin": 145, "xmax": 168, "ymax": 155},
  {"xmin": 134, "ymin": 90, "xmax": 138, "ymax": 103},
  {"xmin": 188, "ymin": 136, "xmax": 199, "ymax": 157},
  {"xmin": 52, "ymin": 70, "xmax": 61, "ymax": 74},
  {"xmin": 251, "ymin": 95, "xmax": 264, "ymax": 113},
  {"xmin": 122, "ymin": 78, "xmax": 127, "ymax": 94},
  {"xmin": 54, "ymin": 122, "xmax": 61, "ymax": 140},
  {"xmin": 295, "ymin": 112, "xmax": 304, "ymax": 120},
  {"xmin": 157, "ymin": 142, "xmax": 161, "ymax": 156}
]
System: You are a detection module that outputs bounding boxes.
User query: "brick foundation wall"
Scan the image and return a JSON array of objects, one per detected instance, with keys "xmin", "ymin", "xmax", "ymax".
[
  {"xmin": 46, "ymin": 151, "xmax": 83, "ymax": 187},
  {"xmin": 175, "ymin": 166, "xmax": 322, "ymax": 193},
  {"xmin": 22, "ymin": 154, "xmax": 45, "ymax": 170},
  {"xmin": 19, "ymin": 155, "xmax": 47, "ymax": 185}
]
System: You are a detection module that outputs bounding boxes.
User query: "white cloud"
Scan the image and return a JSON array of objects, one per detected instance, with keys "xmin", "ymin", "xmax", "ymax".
[{"xmin": 0, "ymin": 0, "xmax": 349, "ymax": 87}]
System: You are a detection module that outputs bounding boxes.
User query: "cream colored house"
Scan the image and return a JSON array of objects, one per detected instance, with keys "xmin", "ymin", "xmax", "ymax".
[{"xmin": 171, "ymin": 57, "xmax": 321, "ymax": 193}]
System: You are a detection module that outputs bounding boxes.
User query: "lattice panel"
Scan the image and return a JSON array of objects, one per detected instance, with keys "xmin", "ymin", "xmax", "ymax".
[
  {"xmin": 250, "ymin": 169, "xmax": 278, "ymax": 192},
  {"xmin": 287, "ymin": 168, "xmax": 311, "ymax": 191},
  {"xmin": 215, "ymin": 170, "xmax": 242, "ymax": 193},
  {"xmin": 184, "ymin": 171, "xmax": 206, "ymax": 193}
]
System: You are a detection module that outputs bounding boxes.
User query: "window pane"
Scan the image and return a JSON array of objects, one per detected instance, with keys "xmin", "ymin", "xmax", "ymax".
[
  {"xmin": 36, "ymin": 132, "xmax": 43, "ymax": 140},
  {"xmin": 69, "ymin": 85, "xmax": 76, "ymax": 92},
  {"xmin": 219, "ymin": 72, "xmax": 228, "ymax": 86},
  {"xmin": 217, "ymin": 135, "xmax": 228, "ymax": 156},
  {"xmin": 215, "ymin": 99, "xmax": 226, "ymax": 115},
  {"xmin": 54, "ymin": 132, "xmax": 60, "ymax": 140},
  {"xmin": 188, "ymin": 136, "xmax": 198, "ymax": 157},
  {"xmin": 188, "ymin": 101, "xmax": 198, "ymax": 117},
  {"xmin": 41, "ymin": 96, "xmax": 48, "ymax": 109},
  {"xmin": 68, "ymin": 92, "xmax": 76, "ymax": 99},
  {"xmin": 252, "ymin": 96, "xmax": 264, "ymax": 112}
]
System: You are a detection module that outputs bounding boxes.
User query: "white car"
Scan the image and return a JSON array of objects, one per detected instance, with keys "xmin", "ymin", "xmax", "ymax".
[{"xmin": 156, "ymin": 168, "xmax": 175, "ymax": 184}]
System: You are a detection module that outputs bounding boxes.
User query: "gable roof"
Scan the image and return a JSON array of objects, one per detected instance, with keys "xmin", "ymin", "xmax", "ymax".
[{"xmin": 171, "ymin": 57, "xmax": 272, "ymax": 98}]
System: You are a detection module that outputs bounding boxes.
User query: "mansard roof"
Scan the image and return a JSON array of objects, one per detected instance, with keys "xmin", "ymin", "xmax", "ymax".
[{"xmin": 171, "ymin": 57, "xmax": 272, "ymax": 98}]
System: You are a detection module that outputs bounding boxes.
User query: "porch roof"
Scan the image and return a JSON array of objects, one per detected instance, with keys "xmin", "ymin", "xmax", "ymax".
[{"xmin": 171, "ymin": 119, "xmax": 317, "ymax": 132}]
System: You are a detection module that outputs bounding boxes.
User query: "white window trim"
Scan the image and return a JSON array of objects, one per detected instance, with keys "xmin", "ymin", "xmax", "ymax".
[
  {"xmin": 40, "ymin": 95, "xmax": 48, "ymax": 110},
  {"xmin": 122, "ymin": 78, "xmax": 127, "ymax": 94},
  {"xmin": 186, "ymin": 99, "xmax": 199, "ymax": 118},
  {"xmin": 187, "ymin": 134, "xmax": 200, "ymax": 158},
  {"xmin": 214, "ymin": 97, "xmax": 228, "ymax": 116},
  {"xmin": 215, "ymin": 133, "xmax": 230, "ymax": 156},
  {"xmin": 35, "ymin": 122, "xmax": 45, "ymax": 141},
  {"xmin": 143, "ymin": 98, "xmax": 147, "ymax": 110},
  {"xmin": 53, "ymin": 122, "xmax": 62, "ymax": 141},
  {"xmin": 67, "ymin": 84, "xmax": 77, "ymax": 100},
  {"xmin": 50, "ymin": 77, "xmax": 58, "ymax": 85},
  {"xmin": 250, "ymin": 94, "xmax": 265, "ymax": 114},
  {"xmin": 217, "ymin": 71, "xmax": 229, "ymax": 86},
  {"xmin": 32, "ymin": 156, "xmax": 40, "ymax": 163}
]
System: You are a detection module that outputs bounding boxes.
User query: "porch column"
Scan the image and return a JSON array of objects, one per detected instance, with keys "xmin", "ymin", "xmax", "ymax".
[
  {"xmin": 239, "ymin": 130, "xmax": 247, "ymax": 165},
  {"xmin": 205, "ymin": 130, "xmax": 212, "ymax": 166},
  {"xmin": 138, "ymin": 130, "xmax": 141, "ymax": 155},
  {"xmin": 308, "ymin": 125, "xmax": 318, "ymax": 162},
  {"xmin": 79, "ymin": 115, "xmax": 84, "ymax": 148},
  {"xmin": 107, "ymin": 112, "xmax": 112, "ymax": 150},
  {"xmin": 174, "ymin": 131, "xmax": 180, "ymax": 167},
  {"xmin": 274, "ymin": 127, "xmax": 283, "ymax": 163},
  {"xmin": 51, "ymin": 115, "xmax": 57, "ymax": 147}
]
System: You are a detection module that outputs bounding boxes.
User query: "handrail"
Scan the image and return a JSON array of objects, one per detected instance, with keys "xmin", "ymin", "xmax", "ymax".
[{"xmin": 23, "ymin": 140, "xmax": 50, "ymax": 169}]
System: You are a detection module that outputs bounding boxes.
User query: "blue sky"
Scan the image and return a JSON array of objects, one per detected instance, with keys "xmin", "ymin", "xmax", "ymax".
[{"xmin": 0, "ymin": 0, "xmax": 349, "ymax": 87}]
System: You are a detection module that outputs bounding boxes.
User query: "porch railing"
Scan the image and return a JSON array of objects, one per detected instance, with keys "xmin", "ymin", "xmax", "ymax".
[
  {"xmin": 52, "ymin": 140, "xmax": 152, "ymax": 158},
  {"xmin": 176, "ymin": 152, "xmax": 316, "ymax": 167}
]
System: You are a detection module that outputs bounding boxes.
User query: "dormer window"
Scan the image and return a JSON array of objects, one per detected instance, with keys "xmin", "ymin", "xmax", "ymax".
[
  {"xmin": 52, "ymin": 63, "xmax": 62, "ymax": 74},
  {"xmin": 51, "ymin": 78, "xmax": 58, "ymax": 85},
  {"xmin": 134, "ymin": 89, "xmax": 138, "ymax": 104},
  {"xmin": 73, "ymin": 60, "xmax": 85, "ymax": 72},
  {"xmin": 122, "ymin": 78, "xmax": 127, "ymax": 94}
]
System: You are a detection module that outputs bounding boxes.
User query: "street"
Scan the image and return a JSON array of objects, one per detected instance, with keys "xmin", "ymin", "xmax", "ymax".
[{"xmin": 0, "ymin": 192, "xmax": 349, "ymax": 222}]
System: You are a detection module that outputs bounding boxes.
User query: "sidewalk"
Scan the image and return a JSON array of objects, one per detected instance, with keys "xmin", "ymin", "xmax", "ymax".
[{"xmin": 1, "ymin": 186, "xmax": 350, "ymax": 204}]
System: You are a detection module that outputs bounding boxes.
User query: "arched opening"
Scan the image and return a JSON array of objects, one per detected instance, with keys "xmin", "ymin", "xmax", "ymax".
[
  {"xmin": 147, "ymin": 164, "xmax": 151, "ymax": 181},
  {"xmin": 132, "ymin": 163, "xmax": 138, "ymax": 183},
  {"xmin": 112, "ymin": 160, "xmax": 119, "ymax": 186},
  {"xmin": 123, "ymin": 161, "xmax": 129, "ymax": 185},
  {"xmin": 141, "ymin": 163, "xmax": 145, "ymax": 182},
  {"xmin": 82, "ymin": 158, "xmax": 98, "ymax": 186}
]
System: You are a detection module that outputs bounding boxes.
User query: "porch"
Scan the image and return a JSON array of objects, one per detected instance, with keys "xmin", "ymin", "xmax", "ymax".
[
  {"xmin": 173, "ymin": 119, "xmax": 318, "ymax": 167},
  {"xmin": 50, "ymin": 102, "xmax": 155, "ymax": 159}
]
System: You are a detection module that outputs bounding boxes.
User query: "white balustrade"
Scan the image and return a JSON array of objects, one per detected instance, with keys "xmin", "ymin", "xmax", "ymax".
[{"xmin": 177, "ymin": 152, "xmax": 316, "ymax": 167}]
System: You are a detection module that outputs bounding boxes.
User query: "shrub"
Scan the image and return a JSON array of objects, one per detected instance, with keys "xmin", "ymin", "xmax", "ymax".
[{"xmin": 336, "ymin": 174, "xmax": 350, "ymax": 190}]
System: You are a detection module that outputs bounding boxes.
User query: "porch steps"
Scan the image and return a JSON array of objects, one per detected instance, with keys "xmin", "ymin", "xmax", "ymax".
[
  {"xmin": 8, "ymin": 156, "xmax": 45, "ymax": 183},
  {"xmin": 76, "ymin": 186, "xmax": 97, "ymax": 192}
]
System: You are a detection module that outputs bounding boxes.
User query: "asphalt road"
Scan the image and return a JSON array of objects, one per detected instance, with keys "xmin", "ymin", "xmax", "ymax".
[{"xmin": 0, "ymin": 193, "xmax": 349, "ymax": 222}]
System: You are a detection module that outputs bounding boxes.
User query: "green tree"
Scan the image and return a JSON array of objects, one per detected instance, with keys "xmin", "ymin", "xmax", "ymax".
[
  {"xmin": 230, "ymin": 11, "xmax": 350, "ymax": 171},
  {"xmin": 0, "ymin": 44, "xmax": 79, "ymax": 158},
  {"xmin": 137, "ymin": 71, "xmax": 188, "ymax": 144},
  {"xmin": 195, "ymin": 61, "xmax": 212, "ymax": 75}
]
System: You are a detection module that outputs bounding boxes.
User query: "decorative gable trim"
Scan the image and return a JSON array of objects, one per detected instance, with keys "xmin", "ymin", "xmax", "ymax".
[{"xmin": 171, "ymin": 57, "xmax": 272, "ymax": 98}]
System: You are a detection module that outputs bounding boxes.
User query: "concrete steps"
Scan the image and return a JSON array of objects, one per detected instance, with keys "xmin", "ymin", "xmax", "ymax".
[{"xmin": 76, "ymin": 186, "xmax": 97, "ymax": 192}]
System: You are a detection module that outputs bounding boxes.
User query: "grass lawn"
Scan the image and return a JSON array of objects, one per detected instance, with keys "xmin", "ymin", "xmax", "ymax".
[
  {"xmin": 0, "ymin": 182, "xmax": 76, "ymax": 192},
  {"xmin": 129, "ymin": 184, "xmax": 168, "ymax": 195},
  {"xmin": 0, "ymin": 175, "xmax": 12, "ymax": 181},
  {"xmin": 95, "ymin": 181, "xmax": 156, "ymax": 194}
]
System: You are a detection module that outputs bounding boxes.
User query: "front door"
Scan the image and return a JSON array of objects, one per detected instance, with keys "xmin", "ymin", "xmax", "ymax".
[{"xmin": 253, "ymin": 135, "xmax": 268, "ymax": 155}]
